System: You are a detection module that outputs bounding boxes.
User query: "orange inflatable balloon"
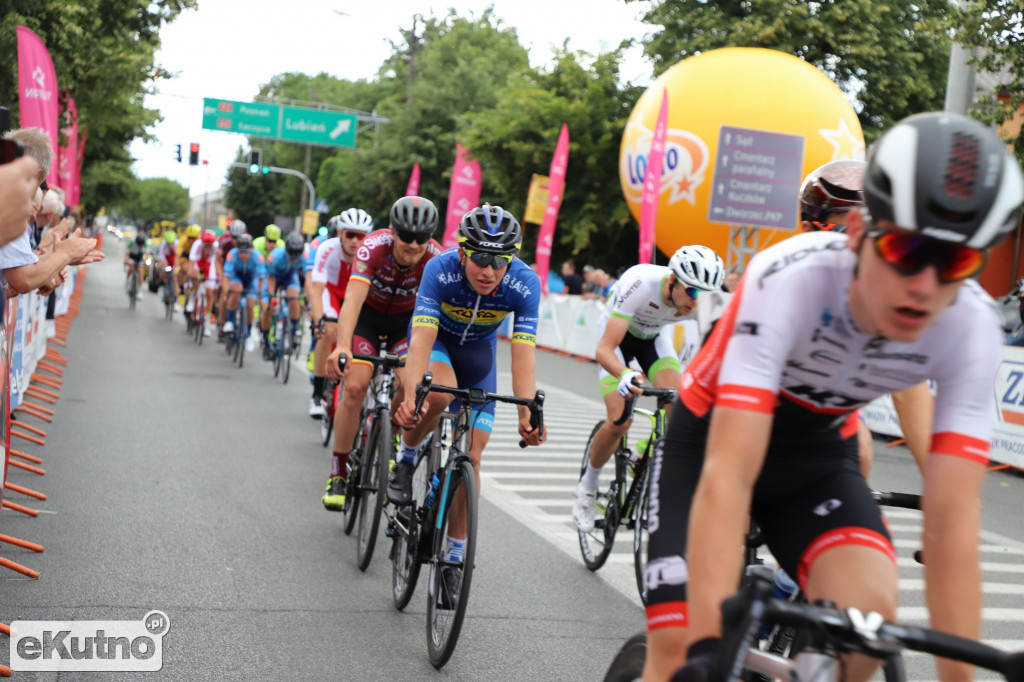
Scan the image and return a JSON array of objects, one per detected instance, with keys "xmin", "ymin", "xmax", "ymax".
[{"xmin": 619, "ymin": 47, "xmax": 865, "ymax": 265}]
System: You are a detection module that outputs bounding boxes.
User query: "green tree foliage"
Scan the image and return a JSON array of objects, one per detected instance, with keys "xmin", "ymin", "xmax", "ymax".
[
  {"xmin": 224, "ymin": 152, "xmax": 284, "ymax": 235},
  {"xmin": 115, "ymin": 176, "xmax": 189, "ymax": 223},
  {"xmin": 0, "ymin": 0, "xmax": 196, "ymax": 213},
  {"xmin": 957, "ymin": 0, "xmax": 1024, "ymax": 165},
  {"xmin": 623, "ymin": 0, "xmax": 952, "ymax": 141}
]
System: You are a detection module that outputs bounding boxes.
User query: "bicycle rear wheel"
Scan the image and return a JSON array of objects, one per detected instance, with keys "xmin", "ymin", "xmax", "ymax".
[
  {"xmin": 632, "ymin": 460, "xmax": 652, "ymax": 605},
  {"xmin": 392, "ymin": 450, "xmax": 429, "ymax": 611},
  {"xmin": 603, "ymin": 632, "xmax": 647, "ymax": 682},
  {"xmin": 128, "ymin": 272, "xmax": 138, "ymax": 311},
  {"xmin": 426, "ymin": 459, "xmax": 477, "ymax": 669},
  {"xmin": 236, "ymin": 306, "xmax": 247, "ymax": 368},
  {"xmin": 343, "ymin": 407, "xmax": 370, "ymax": 536},
  {"xmin": 282, "ymin": 331, "xmax": 292, "ymax": 384},
  {"xmin": 196, "ymin": 293, "xmax": 206, "ymax": 345},
  {"xmin": 355, "ymin": 414, "xmax": 388, "ymax": 571},
  {"xmin": 320, "ymin": 380, "xmax": 336, "ymax": 448},
  {"xmin": 578, "ymin": 421, "xmax": 620, "ymax": 571}
]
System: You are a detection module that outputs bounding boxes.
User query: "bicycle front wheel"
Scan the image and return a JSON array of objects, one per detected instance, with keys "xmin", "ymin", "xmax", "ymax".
[
  {"xmin": 578, "ymin": 422, "xmax": 620, "ymax": 571},
  {"xmin": 236, "ymin": 306, "xmax": 247, "ymax": 368},
  {"xmin": 355, "ymin": 414, "xmax": 388, "ymax": 571},
  {"xmin": 632, "ymin": 460, "xmax": 652, "ymax": 605},
  {"xmin": 391, "ymin": 452, "xmax": 429, "ymax": 611},
  {"xmin": 426, "ymin": 459, "xmax": 477, "ymax": 669}
]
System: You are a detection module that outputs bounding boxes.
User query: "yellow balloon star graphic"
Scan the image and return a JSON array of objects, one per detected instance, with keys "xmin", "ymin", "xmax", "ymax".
[{"xmin": 818, "ymin": 118, "xmax": 865, "ymax": 161}]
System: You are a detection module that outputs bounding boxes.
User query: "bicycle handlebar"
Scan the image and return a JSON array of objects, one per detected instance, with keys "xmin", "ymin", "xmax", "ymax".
[
  {"xmin": 719, "ymin": 575, "xmax": 1024, "ymax": 681},
  {"xmin": 613, "ymin": 385, "xmax": 678, "ymax": 426},
  {"xmin": 871, "ymin": 489, "xmax": 921, "ymax": 510},
  {"xmin": 411, "ymin": 371, "xmax": 545, "ymax": 449}
]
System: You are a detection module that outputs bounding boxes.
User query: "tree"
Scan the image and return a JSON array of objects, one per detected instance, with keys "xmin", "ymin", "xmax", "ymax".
[
  {"xmin": 0, "ymin": 0, "xmax": 197, "ymax": 213},
  {"xmin": 623, "ymin": 0, "xmax": 952, "ymax": 141},
  {"xmin": 114, "ymin": 177, "xmax": 190, "ymax": 223},
  {"xmin": 224, "ymin": 151, "xmax": 284, "ymax": 235}
]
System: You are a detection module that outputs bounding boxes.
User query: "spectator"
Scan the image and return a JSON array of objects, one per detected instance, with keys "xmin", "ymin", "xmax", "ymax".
[
  {"xmin": 595, "ymin": 269, "xmax": 615, "ymax": 300},
  {"xmin": 724, "ymin": 271, "xmax": 740, "ymax": 293},
  {"xmin": 1006, "ymin": 278, "xmax": 1024, "ymax": 346},
  {"xmin": 0, "ymin": 128, "xmax": 104, "ymax": 299},
  {"xmin": 561, "ymin": 260, "xmax": 583, "ymax": 295},
  {"xmin": 0, "ymin": 156, "xmax": 42, "ymax": 247}
]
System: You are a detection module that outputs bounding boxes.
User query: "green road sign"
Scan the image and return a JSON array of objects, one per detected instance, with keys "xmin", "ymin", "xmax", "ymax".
[
  {"xmin": 202, "ymin": 98, "xmax": 279, "ymax": 137},
  {"xmin": 280, "ymin": 106, "xmax": 357, "ymax": 147}
]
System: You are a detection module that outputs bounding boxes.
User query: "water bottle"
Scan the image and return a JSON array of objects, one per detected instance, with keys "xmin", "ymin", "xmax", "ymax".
[
  {"xmin": 627, "ymin": 438, "xmax": 649, "ymax": 475},
  {"xmin": 425, "ymin": 472, "xmax": 440, "ymax": 509}
]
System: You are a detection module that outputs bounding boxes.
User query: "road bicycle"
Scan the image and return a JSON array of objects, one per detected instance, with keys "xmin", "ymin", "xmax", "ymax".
[
  {"xmin": 268, "ymin": 292, "xmax": 300, "ymax": 384},
  {"xmin": 224, "ymin": 292, "xmax": 255, "ymax": 369},
  {"xmin": 577, "ymin": 384, "xmax": 676, "ymax": 605},
  {"xmin": 336, "ymin": 351, "xmax": 405, "ymax": 571},
  {"xmin": 386, "ymin": 370, "xmax": 544, "ymax": 669},
  {"xmin": 125, "ymin": 266, "xmax": 140, "ymax": 311},
  {"xmin": 190, "ymin": 281, "xmax": 209, "ymax": 346},
  {"xmin": 161, "ymin": 267, "xmax": 175, "ymax": 320},
  {"xmin": 603, "ymin": 491, "xmax": 925, "ymax": 682}
]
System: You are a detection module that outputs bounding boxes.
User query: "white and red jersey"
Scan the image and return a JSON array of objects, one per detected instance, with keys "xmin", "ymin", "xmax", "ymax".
[
  {"xmin": 189, "ymin": 239, "xmax": 218, "ymax": 287},
  {"xmin": 681, "ymin": 231, "xmax": 1002, "ymax": 463},
  {"xmin": 311, "ymin": 237, "xmax": 355, "ymax": 303},
  {"xmin": 157, "ymin": 242, "xmax": 176, "ymax": 268}
]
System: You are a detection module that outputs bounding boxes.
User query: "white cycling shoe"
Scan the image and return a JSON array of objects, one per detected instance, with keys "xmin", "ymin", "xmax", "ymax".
[
  {"xmin": 222, "ymin": 321, "xmax": 235, "ymax": 334},
  {"xmin": 572, "ymin": 482, "xmax": 597, "ymax": 533}
]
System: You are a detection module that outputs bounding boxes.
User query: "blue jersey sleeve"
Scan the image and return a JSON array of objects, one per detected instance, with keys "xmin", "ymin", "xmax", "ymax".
[
  {"xmin": 506, "ymin": 261, "xmax": 540, "ymax": 346},
  {"xmin": 412, "ymin": 256, "xmax": 446, "ymax": 331}
]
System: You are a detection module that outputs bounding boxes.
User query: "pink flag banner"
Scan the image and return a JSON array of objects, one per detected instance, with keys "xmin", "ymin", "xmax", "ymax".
[
  {"xmin": 58, "ymin": 94, "xmax": 78, "ymax": 203},
  {"xmin": 74, "ymin": 129, "xmax": 87, "ymax": 208},
  {"xmin": 17, "ymin": 26, "xmax": 59, "ymax": 189},
  {"xmin": 405, "ymin": 162, "xmax": 421, "ymax": 196},
  {"xmin": 534, "ymin": 123, "xmax": 570, "ymax": 294},
  {"xmin": 639, "ymin": 89, "xmax": 669, "ymax": 265},
  {"xmin": 442, "ymin": 142, "xmax": 482, "ymax": 249}
]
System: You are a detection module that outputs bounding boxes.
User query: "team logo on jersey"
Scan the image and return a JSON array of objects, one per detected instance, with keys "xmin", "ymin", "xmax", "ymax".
[
  {"xmin": 354, "ymin": 261, "xmax": 368, "ymax": 273},
  {"xmin": 813, "ymin": 498, "xmax": 842, "ymax": 516},
  {"xmin": 735, "ymin": 321, "xmax": 759, "ymax": 336},
  {"xmin": 821, "ymin": 308, "xmax": 833, "ymax": 327}
]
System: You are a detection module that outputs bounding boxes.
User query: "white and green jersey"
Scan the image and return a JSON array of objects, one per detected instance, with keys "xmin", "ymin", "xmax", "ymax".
[{"xmin": 600, "ymin": 264, "xmax": 694, "ymax": 340}]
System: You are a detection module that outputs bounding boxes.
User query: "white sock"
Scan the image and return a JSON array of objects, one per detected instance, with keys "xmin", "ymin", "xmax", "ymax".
[
  {"xmin": 443, "ymin": 536, "xmax": 465, "ymax": 563},
  {"xmin": 580, "ymin": 463, "xmax": 601, "ymax": 491},
  {"xmin": 398, "ymin": 435, "xmax": 428, "ymax": 464}
]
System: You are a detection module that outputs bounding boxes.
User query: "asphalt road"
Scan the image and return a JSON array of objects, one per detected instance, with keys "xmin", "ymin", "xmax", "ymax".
[{"xmin": 0, "ymin": 243, "xmax": 1021, "ymax": 681}]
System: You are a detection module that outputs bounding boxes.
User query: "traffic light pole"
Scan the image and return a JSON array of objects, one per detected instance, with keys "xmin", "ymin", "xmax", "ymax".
[{"xmin": 231, "ymin": 162, "xmax": 316, "ymax": 212}]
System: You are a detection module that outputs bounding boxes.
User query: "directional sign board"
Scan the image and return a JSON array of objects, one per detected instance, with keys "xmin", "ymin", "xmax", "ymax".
[
  {"xmin": 202, "ymin": 98, "xmax": 279, "ymax": 137},
  {"xmin": 707, "ymin": 126, "xmax": 805, "ymax": 230},
  {"xmin": 202, "ymin": 98, "xmax": 358, "ymax": 148}
]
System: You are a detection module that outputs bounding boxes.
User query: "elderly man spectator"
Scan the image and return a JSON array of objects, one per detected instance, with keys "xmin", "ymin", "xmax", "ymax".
[
  {"xmin": 561, "ymin": 260, "xmax": 583, "ymax": 295},
  {"xmin": 0, "ymin": 128, "xmax": 104, "ymax": 299},
  {"xmin": 0, "ymin": 155, "xmax": 42, "ymax": 247}
]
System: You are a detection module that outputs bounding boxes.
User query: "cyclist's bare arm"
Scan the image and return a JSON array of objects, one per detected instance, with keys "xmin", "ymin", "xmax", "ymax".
[
  {"xmin": 309, "ymin": 279, "xmax": 325, "ymax": 324},
  {"xmin": 395, "ymin": 323, "xmax": 437, "ymax": 427},
  {"xmin": 891, "ymin": 381, "xmax": 933, "ymax": 473},
  {"xmin": 326, "ymin": 279, "xmax": 369, "ymax": 380},
  {"xmin": 595, "ymin": 316, "xmax": 634, "ymax": 379},
  {"xmin": 510, "ymin": 341, "xmax": 545, "ymax": 445}
]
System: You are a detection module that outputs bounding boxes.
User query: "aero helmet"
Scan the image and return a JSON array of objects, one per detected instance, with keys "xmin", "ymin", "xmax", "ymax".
[
  {"xmin": 264, "ymin": 224, "xmax": 282, "ymax": 241},
  {"xmin": 229, "ymin": 219, "xmax": 246, "ymax": 237},
  {"xmin": 284, "ymin": 231, "xmax": 305, "ymax": 257},
  {"xmin": 864, "ymin": 111, "xmax": 1024, "ymax": 250},
  {"xmin": 668, "ymin": 245, "xmax": 725, "ymax": 291},
  {"xmin": 337, "ymin": 207, "xmax": 374, "ymax": 234},
  {"xmin": 200, "ymin": 229, "xmax": 216, "ymax": 244},
  {"xmin": 163, "ymin": 231, "xmax": 177, "ymax": 244},
  {"xmin": 800, "ymin": 160, "xmax": 866, "ymax": 225},
  {"xmin": 389, "ymin": 196, "xmax": 439, "ymax": 234},
  {"xmin": 457, "ymin": 205, "xmax": 522, "ymax": 255},
  {"xmin": 185, "ymin": 224, "xmax": 201, "ymax": 239}
]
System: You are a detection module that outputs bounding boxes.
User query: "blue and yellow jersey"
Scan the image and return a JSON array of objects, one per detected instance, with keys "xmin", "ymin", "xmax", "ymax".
[{"xmin": 412, "ymin": 249, "xmax": 540, "ymax": 346}]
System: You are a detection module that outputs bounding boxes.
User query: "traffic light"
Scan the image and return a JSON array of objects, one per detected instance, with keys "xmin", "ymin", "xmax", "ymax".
[
  {"xmin": 248, "ymin": 149, "xmax": 263, "ymax": 175},
  {"xmin": 175, "ymin": 144, "xmax": 182, "ymax": 163},
  {"xmin": 189, "ymin": 143, "xmax": 199, "ymax": 166}
]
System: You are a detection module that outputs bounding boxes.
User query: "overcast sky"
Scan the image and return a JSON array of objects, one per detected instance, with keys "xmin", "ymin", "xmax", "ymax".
[{"xmin": 130, "ymin": 1, "xmax": 654, "ymax": 196}]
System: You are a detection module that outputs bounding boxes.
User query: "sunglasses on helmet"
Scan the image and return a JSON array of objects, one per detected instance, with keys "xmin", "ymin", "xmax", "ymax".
[
  {"xmin": 394, "ymin": 229, "xmax": 430, "ymax": 244},
  {"xmin": 464, "ymin": 249, "xmax": 513, "ymax": 270},
  {"xmin": 866, "ymin": 229, "xmax": 985, "ymax": 283}
]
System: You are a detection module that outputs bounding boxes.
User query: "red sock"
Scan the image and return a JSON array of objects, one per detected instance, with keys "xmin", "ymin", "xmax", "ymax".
[{"xmin": 331, "ymin": 451, "xmax": 349, "ymax": 478}]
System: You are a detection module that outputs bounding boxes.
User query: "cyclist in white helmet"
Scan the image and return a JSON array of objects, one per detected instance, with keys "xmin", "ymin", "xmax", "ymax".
[
  {"xmin": 215, "ymin": 219, "xmax": 247, "ymax": 338},
  {"xmin": 572, "ymin": 245, "xmax": 725, "ymax": 532}
]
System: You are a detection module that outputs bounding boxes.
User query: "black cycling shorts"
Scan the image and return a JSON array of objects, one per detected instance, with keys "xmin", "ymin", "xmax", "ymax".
[
  {"xmin": 352, "ymin": 305, "xmax": 411, "ymax": 357},
  {"xmin": 644, "ymin": 400, "xmax": 893, "ymax": 630}
]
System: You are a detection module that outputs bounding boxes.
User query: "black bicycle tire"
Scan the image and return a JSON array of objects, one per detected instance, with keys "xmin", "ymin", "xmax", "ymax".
[
  {"xmin": 391, "ymin": 450, "xmax": 429, "ymax": 611},
  {"xmin": 578, "ymin": 421, "xmax": 619, "ymax": 571},
  {"xmin": 197, "ymin": 293, "xmax": 206, "ymax": 345},
  {"xmin": 426, "ymin": 458, "xmax": 477, "ymax": 669},
  {"xmin": 128, "ymin": 272, "xmax": 138, "ymax": 311},
  {"xmin": 603, "ymin": 632, "xmax": 647, "ymax": 682},
  {"xmin": 282, "ymin": 332, "xmax": 291, "ymax": 384},
  {"xmin": 355, "ymin": 415, "xmax": 387, "ymax": 571},
  {"xmin": 236, "ymin": 306, "xmax": 247, "ymax": 368},
  {"xmin": 632, "ymin": 461, "xmax": 651, "ymax": 605},
  {"xmin": 343, "ymin": 408, "xmax": 370, "ymax": 536}
]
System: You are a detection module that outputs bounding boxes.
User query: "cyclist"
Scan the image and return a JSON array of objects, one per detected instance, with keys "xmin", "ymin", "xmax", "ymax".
[
  {"xmin": 321, "ymin": 196, "xmax": 441, "ymax": 511},
  {"xmin": 307, "ymin": 209, "xmax": 373, "ymax": 417},
  {"xmin": 646, "ymin": 112, "xmax": 1023, "ymax": 682},
  {"xmin": 156, "ymin": 230, "xmax": 177, "ymax": 293},
  {"xmin": 392, "ymin": 204, "xmax": 546, "ymax": 603},
  {"xmin": 302, "ymin": 227, "xmax": 325, "ymax": 372},
  {"xmin": 259, "ymin": 231, "xmax": 306, "ymax": 360},
  {"xmin": 572, "ymin": 245, "xmax": 724, "ymax": 533},
  {"xmin": 253, "ymin": 223, "xmax": 284, "ymax": 261},
  {"xmin": 124, "ymin": 233, "xmax": 147, "ymax": 301},
  {"xmin": 799, "ymin": 159, "xmax": 934, "ymax": 477},
  {"xmin": 216, "ymin": 220, "xmax": 246, "ymax": 338},
  {"xmin": 222, "ymin": 234, "xmax": 266, "ymax": 347},
  {"xmin": 184, "ymin": 230, "xmax": 219, "ymax": 331},
  {"xmin": 174, "ymin": 224, "xmax": 202, "ymax": 306}
]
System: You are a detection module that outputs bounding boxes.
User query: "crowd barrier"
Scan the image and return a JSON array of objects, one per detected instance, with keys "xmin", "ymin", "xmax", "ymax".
[{"xmin": 527, "ymin": 292, "xmax": 1024, "ymax": 470}]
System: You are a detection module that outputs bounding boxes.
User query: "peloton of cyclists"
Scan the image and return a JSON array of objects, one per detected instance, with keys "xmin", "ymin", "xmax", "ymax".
[
  {"xmin": 321, "ymin": 196, "xmax": 442, "ymax": 511},
  {"xmin": 307, "ymin": 209, "xmax": 373, "ymax": 418}
]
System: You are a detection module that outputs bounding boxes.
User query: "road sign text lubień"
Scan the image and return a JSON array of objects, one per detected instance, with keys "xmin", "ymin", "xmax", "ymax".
[
  {"xmin": 202, "ymin": 98, "xmax": 358, "ymax": 148},
  {"xmin": 707, "ymin": 125, "xmax": 804, "ymax": 230}
]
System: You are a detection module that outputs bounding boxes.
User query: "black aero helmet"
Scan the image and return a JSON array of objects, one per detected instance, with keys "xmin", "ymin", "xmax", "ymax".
[
  {"xmin": 800, "ymin": 160, "xmax": 865, "ymax": 223},
  {"xmin": 236, "ymin": 234, "xmax": 254, "ymax": 250},
  {"xmin": 389, "ymin": 196, "xmax": 439, "ymax": 235},
  {"xmin": 457, "ymin": 204, "xmax": 522, "ymax": 255},
  {"xmin": 864, "ymin": 112, "xmax": 1024, "ymax": 250},
  {"xmin": 284, "ymin": 231, "xmax": 304, "ymax": 257}
]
